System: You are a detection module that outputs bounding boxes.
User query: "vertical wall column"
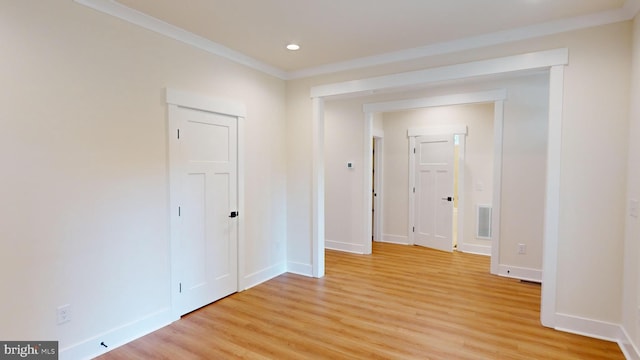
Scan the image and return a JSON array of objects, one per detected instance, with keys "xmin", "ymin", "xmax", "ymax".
[
  {"xmin": 541, "ymin": 65, "xmax": 565, "ymax": 328},
  {"xmin": 312, "ymin": 97, "xmax": 325, "ymax": 278}
]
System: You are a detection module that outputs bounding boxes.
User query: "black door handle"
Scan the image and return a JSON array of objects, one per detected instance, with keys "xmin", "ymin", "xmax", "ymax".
[
  {"xmin": 229, "ymin": 211, "xmax": 239, "ymax": 218},
  {"xmin": 441, "ymin": 197, "xmax": 453, "ymax": 202}
]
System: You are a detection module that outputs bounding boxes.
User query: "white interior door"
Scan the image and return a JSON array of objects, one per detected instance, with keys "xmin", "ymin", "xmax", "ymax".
[
  {"xmin": 176, "ymin": 106, "xmax": 238, "ymax": 315},
  {"xmin": 414, "ymin": 134, "xmax": 454, "ymax": 252}
]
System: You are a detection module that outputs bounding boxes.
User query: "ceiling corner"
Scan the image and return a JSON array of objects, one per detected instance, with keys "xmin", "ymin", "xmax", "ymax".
[{"xmin": 624, "ymin": 0, "xmax": 640, "ymax": 19}]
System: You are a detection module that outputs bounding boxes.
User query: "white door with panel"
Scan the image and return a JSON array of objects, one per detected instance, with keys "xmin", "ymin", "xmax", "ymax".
[
  {"xmin": 176, "ymin": 106, "xmax": 238, "ymax": 316},
  {"xmin": 414, "ymin": 134, "xmax": 454, "ymax": 252}
]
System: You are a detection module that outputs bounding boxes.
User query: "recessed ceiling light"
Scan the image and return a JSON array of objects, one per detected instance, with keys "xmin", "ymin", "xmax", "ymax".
[{"xmin": 286, "ymin": 43, "xmax": 300, "ymax": 51}]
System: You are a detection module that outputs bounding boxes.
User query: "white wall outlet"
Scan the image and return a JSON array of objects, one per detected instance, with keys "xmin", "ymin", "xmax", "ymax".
[
  {"xmin": 57, "ymin": 304, "xmax": 71, "ymax": 325},
  {"xmin": 518, "ymin": 244, "xmax": 527, "ymax": 254}
]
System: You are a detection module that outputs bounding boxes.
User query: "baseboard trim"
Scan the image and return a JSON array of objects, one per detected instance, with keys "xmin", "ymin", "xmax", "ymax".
[
  {"xmin": 381, "ymin": 234, "xmax": 409, "ymax": 245},
  {"xmin": 242, "ymin": 262, "xmax": 287, "ymax": 290},
  {"xmin": 620, "ymin": 326, "xmax": 640, "ymax": 360},
  {"xmin": 287, "ymin": 261, "xmax": 313, "ymax": 277},
  {"xmin": 497, "ymin": 264, "xmax": 542, "ymax": 282},
  {"xmin": 60, "ymin": 308, "xmax": 175, "ymax": 360},
  {"xmin": 555, "ymin": 313, "xmax": 622, "ymax": 343},
  {"xmin": 458, "ymin": 243, "xmax": 491, "ymax": 256},
  {"xmin": 325, "ymin": 239, "xmax": 366, "ymax": 254}
]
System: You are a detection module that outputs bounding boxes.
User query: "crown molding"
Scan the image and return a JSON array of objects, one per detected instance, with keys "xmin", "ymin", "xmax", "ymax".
[
  {"xmin": 75, "ymin": 0, "xmax": 637, "ymax": 81},
  {"xmin": 74, "ymin": 0, "xmax": 288, "ymax": 79},
  {"xmin": 288, "ymin": 6, "xmax": 634, "ymax": 79}
]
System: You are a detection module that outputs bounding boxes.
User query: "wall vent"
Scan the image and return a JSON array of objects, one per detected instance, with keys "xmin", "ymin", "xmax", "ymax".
[{"xmin": 476, "ymin": 204, "xmax": 492, "ymax": 239}]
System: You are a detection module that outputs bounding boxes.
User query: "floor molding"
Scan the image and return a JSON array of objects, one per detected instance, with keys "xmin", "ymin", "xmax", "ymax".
[
  {"xmin": 381, "ymin": 234, "xmax": 409, "ymax": 245},
  {"xmin": 325, "ymin": 239, "xmax": 367, "ymax": 254},
  {"xmin": 619, "ymin": 327, "xmax": 640, "ymax": 360},
  {"xmin": 60, "ymin": 308, "xmax": 174, "ymax": 360},
  {"xmin": 287, "ymin": 261, "xmax": 313, "ymax": 277},
  {"xmin": 458, "ymin": 243, "xmax": 491, "ymax": 256},
  {"xmin": 242, "ymin": 262, "xmax": 287, "ymax": 290},
  {"xmin": 497, "ymin": 264, "xmax": 542, "ymax": 282}
]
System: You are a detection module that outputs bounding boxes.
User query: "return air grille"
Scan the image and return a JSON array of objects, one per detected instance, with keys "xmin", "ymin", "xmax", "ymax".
[{"xmin": 477, "ymin": 204, "xmax": 492, "ymax": 239}]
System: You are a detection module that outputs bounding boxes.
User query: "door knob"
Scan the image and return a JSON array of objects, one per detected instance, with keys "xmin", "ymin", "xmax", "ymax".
[
  {"xmin": 229, "ymin": 211, "xmax": 239, "ymax": 218},
  {"xmin": 441, "ymin": 197, "xmax": 453, "ymax": 202}
]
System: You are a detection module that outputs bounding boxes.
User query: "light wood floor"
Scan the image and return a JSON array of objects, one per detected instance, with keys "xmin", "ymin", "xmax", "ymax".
[{"xmin": 96, "ymin": 243, "xmax": 624, "ymax": 359}]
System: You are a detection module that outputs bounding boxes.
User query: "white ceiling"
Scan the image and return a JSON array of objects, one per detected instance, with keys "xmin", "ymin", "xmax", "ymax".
[{"xmin": 91, "ymin": 0, "xmax": 638, "ymax": 78}]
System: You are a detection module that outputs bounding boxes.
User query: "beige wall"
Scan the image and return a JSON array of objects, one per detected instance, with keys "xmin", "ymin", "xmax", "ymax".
[
  {"xmin": 286, "ymin": 21, "xmax": 631, "ymax": 325},
  {"xmin": 499, "ymin": 75, "xmax": 549, "ymax": 270},
  {"xmin": 622, "ymin": 13, "xmax": 640, "ymax": 352},
  {"xmin": 324, "ymin": 100, "xmax": 367, "ymax": 252},
  {"xmin": 0, "ymin": 0, "xmax": 286, "ymax": 353}
]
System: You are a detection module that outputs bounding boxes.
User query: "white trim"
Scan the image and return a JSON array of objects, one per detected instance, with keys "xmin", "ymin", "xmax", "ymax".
[
  {"xmin": 166, "ymin": 88, "xmax": 246, "ymax": 117},
  {"xmin": 363, "ymin": 113, "xmax": 374, "ymax": 255},
  {"xmin": 165, "ymin": 88, "xmax": 246, "ymax": 317},
  {"xmin": 555, "ymin": 313, "xmax": 623, "ymax": 343},
  {"xmin": 312, "ymin": 98, "xmax": 325, "ymax": 277},
  {"xmin": 74, "ymin": 0, "xmax": 286, "ymax": 79},
  {"xmin": 497, "ymin": 264, "xmax": 542, "ymax": 282},
  {"xmin": 408, "ymin": 125, "xmax": 468, "ymax": 137},
  {"xmin": 286, "ymin": 262, "xmax": 313, "ymax": 277},
  {"xmin": 289, "ymin": 9, "xmax": 630, "ymax": 79},
  {"xmin": 372, "ymin": 136, "xmax": 384, "ymax": 244},
  {"xmin": 237, "ymin": 116, "xmax": 247, "ymax": 291},
  {"xmin": 241, "ymin": 262, "xmax": 287, "ymax": 291},
  {"xmin": 325, "ymin": 240, "xmax": 367, "ymax": 254},
  {"xmin": 408, "ymin": 136, "xmax": 416, "ymax": 245},
  {"xmin": 365, "ymin": 90, "xmax": 507, "ymax": 114},
  {"xmin": 456, "ymin": 135, "xmax": 466, "ymax": 254},
  {"xmin": 490, "ymin": 101, "xmax": 504, "ymax": 276},
  {"xmin": 541, "ymin": 66, "xmax": 565, "ymax": 328},
  {"xmin": 381, "ymin": 234, "xmax": 410, "ymax": 245},
  {"xmin": 59, "ymin": 309, "xmax": 173, "ymax": 360},
  {"xmin": 166, "ymin": 103, "xmax": 182, "ymax": 320},
  {"xmin": 458, "ymin": 243, "xmax": 491, "ymax": 256},
  {"xmin": 620, "ymin": 326, "xmax": 640, "ymax": 360},
  {"xmin": 76, "ymin": 1, "xmax": 631, "ymax": 80},
  {"xmin": 311, "ymin": 49, "xmax": 568, "ymax": 98}
]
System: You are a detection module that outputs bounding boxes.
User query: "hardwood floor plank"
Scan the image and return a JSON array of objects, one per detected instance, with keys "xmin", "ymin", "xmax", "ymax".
[{"xmin": 96, "ymin": 243, "xmax": 624, "ymax": 359}]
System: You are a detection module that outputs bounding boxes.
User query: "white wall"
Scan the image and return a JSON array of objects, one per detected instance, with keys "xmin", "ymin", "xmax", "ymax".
[
  {"xmin": 286, "ymin": 21, "xmax": 631, "ymax": 329},
  {"xmin": 0, "ymin": 1, "xmax": 286, "ymax": 358},
  {"xmin": 380, "ymin": 103, "xmax": 494, "ymax": 250},
  {"xmin": 324, "ymin": 101, "xmax": 366, "ymax": 253},
  {"xmin": 499, "ymin": 75, "xmax": 549, "ymax": 271},
  {"xmin": 622, "ymin": 13, "xmax": 640, "ymax": 356}
]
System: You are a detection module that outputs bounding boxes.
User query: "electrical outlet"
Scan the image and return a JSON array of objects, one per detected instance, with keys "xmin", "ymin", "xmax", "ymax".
[
  {"xmin": 57, "ymin": 304, "xmax": 71, "ymax": 325},
  {"xmin": 518, "ymin": 244, "xmax": 526, "ymax": 255}
]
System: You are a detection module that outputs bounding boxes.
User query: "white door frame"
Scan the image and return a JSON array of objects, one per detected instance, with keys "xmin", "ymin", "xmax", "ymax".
[
  {"xmin": 310, "ymin": 48, "xmax": 568, "ymax": 328},
  {"xmin": 366, "ymin": 92, "xmax": 503, "ymax": 258},
  {"xmin": 166, "ymin": 88, "xmax": 246, "ymax": 320},
  {"xmin": 407, "ymin": 125, "xmax": 469, "ymax": 249},
  {"xmin": 372, "ymin": 132, "xmax": 384, "ymax": 247}
]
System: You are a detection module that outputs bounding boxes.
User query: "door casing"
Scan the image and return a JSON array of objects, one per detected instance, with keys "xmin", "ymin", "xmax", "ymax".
[{"xmin": 166, "ymin": 88, "xmax": 246, "ymax": 320}]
